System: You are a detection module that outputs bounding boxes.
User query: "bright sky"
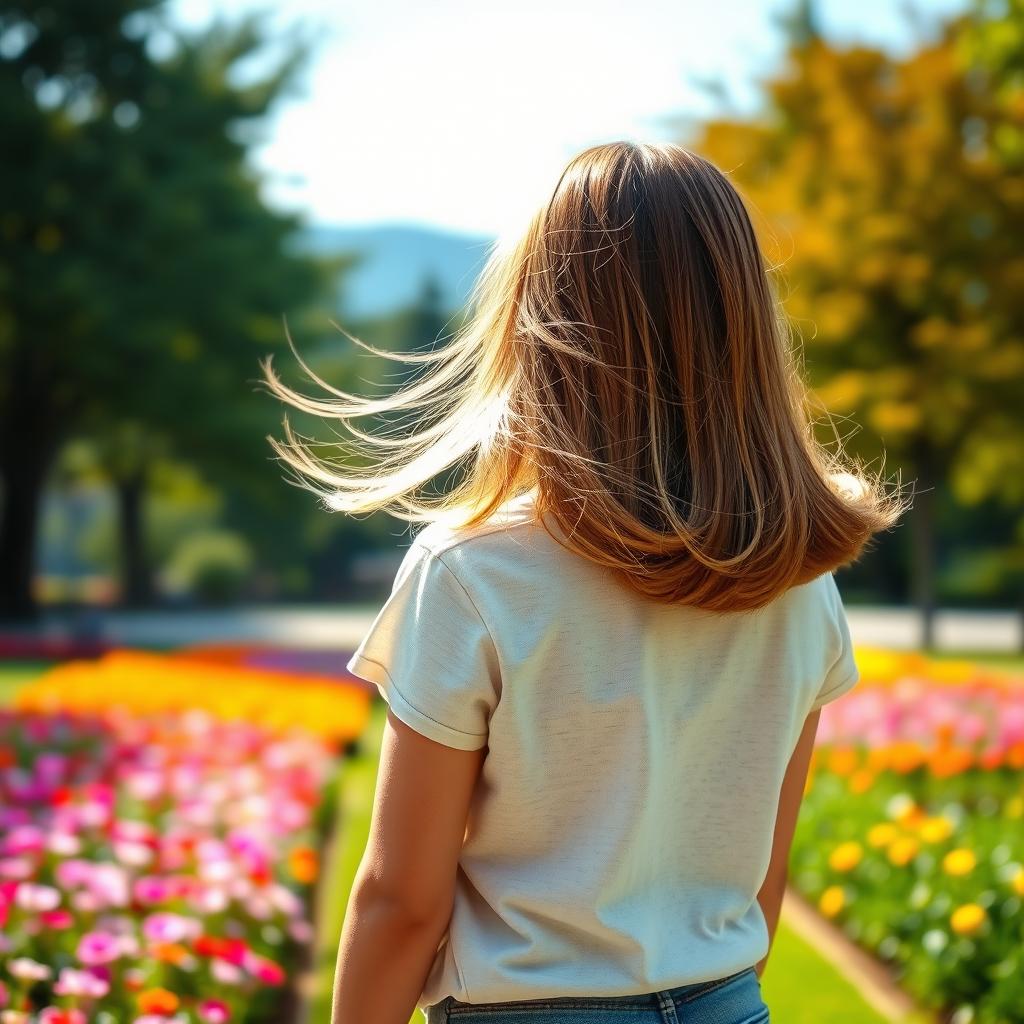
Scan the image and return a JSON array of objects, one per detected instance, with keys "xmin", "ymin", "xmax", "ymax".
[{"xmin": 172, "ymin": 0, "xmax": 968, "ymax": 237}]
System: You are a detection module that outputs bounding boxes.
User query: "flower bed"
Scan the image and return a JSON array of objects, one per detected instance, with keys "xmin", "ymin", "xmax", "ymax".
[
  {"xmin": 793, "ymin": 651, "xmax": 1024, "ymax": 1024},
  {"xmin": 0, "ymin": 650, "xmax": 373, "ymax": 1024},
  {"xmin": 14, "ymin": 650, "xmax": 371, "ymax": 747}
]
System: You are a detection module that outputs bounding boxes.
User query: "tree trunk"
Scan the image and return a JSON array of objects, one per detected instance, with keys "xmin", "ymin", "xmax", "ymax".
[
  {"xmin": 0, "ymin": 438, "xmax": 56, "ymax": 622},
  {"xmin": 115, "ymin": 468, "xmax": 154, "ymax": 607},
  {"xmin": 909, "ymin": 446, "xmax": 938, "ymax": 652}
]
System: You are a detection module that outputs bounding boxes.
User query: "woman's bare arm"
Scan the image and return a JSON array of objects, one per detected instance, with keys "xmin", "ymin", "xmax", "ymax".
[
  {"xmin": 331, "ymin": 708, "xmax": 485, "ymax": 1024},
  {"xmin": 755, "ymin": 708, "xmax": 821, "ymax": 978}
]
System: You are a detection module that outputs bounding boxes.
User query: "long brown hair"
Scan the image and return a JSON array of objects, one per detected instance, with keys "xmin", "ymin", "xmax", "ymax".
[{"xmin": 261, "ymin": 141, "xmax": 910, "ymax": 611}]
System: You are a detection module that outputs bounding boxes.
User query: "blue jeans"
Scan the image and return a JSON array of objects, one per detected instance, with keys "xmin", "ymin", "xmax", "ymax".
[{"xmin": 423, "ymin": 966, "xmax": 769, "ymax": 1023}]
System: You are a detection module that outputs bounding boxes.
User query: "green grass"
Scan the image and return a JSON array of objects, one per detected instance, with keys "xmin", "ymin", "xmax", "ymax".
[
  {"xmin": 760, "ymin": 921, "xmax": 890, "ymax": 1023},
  {"xmin": 0, "ymin": 660, "xmax": 55, "ymax": 703},
  {"xmin": 309, "ymin": 701, "xmax": 387, "ymax": 1024}
]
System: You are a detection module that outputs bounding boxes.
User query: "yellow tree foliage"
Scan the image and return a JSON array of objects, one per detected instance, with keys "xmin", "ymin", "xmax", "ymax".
[{"xmin": 691, "ymin": 6, "xmax": 1024, "ymax": 509}]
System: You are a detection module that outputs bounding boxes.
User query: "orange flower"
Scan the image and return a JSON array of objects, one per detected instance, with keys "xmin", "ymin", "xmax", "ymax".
[
  {"xmin": 888, "ymin": 742, "xmax": 926, "ymax": 774},
  {"xmin": 151, "ymin": 941, "xmax": 190, "ymax": 965},
  {"xmin": 137, "ymin": 988, "xmax": 180, "ymax": 1015},
  {"xmin": 950, "ymin": 903, "xmax": 986, "ymax": 936},
  {"xmin": 893, "ymin": 800, "xmax": 925, "ymax": 828},
  {"xmin": 848, "ymin": 769, "xmax": 875, "ymax": 794},
  {"xmin": 866, "ymin": 748, "xmax": 890, "ymax": 772},
  {"xmin": 978, "ymin": 748, "xmax": 1004, "ymax": 771},
  {"xmin": 827, "ymin": 747, "xmax": 859, "ymax": 777},
  {"xmin": 288, "ymin": 845, "xmax": 319, "ymax": 884},
  {"xmin": 929, "ymin": 747, "xmax": 974, "ymax": 778}
]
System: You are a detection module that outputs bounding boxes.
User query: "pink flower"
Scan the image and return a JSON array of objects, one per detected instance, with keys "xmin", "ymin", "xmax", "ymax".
[
  {"xmin": 45, "ymin": 832, "xmax": 82, "ymax": 856},
  {"xmin": 143, "ymin": 912, "xmax": 200, "ymax": 944},
  {"xmin": 86, "ymin": 863, "xmax": 130, "ymax": 907},
  {"xmin": 114, "ymin": 841, "xmax": 154, "ymax": 867},
  {"xmin": 40, "ymin": 909, "xmax": 74, "ymax": 930},
  {"xmin": 243, "ymin": 951, "xmax": 285, "ymax": 985},
  {"xmin": 3, "ymin": 825, "xmax": 44, "ymax": 855},
  {"xmin": 133, "ymin": 875, "xmax": 174, "ymax": 905},
  {"xmin": 54, "ymin": 967, "xmax": 110, "ymax": 999},
  {"xmin": 38, "ymin": 1007, "xmax": 86, "ymax": 1024},
  {"xmin": 199, "ymin": 1000, "xmax": 231, "ymax": 1023},
  {"xmin": 112, "ymin": 820, "xmax": 158, "ymax": 847},
  {"xmin": 210, "ymin": 959, "xmax": 243, "ymax": 985},
  {"xmin": 55, "ymin": 859, "xmax": 94, "ymax": 889},
  {"xmin": 15, "ymin": 882, "xmax": 61, "ymax": 912},
  {"xmin": 0, "ymin": 859, "xmax": 33, "ymax": 881},
  {"xmin": 76, "ymin": 930, "xmax": 123, "ymax": 965},
  {"xmin": 7, "ymin": 957, "xmax": 52, "ymax": 981}
]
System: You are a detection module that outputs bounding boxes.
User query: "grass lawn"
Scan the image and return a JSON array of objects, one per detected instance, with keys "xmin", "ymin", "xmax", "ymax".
[{"xmin": 0, "ymin": 659, "xmax": 54, "ymax": 703}]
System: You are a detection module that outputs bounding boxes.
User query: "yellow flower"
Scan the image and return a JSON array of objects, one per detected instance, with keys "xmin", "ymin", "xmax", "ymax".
[
  {"xmin": 818, "ymin": 885, "xmax": 845, "ymax": 918},
  {"xmin": 942, "ymin": 849, "xmax": 977, "ymax": 877},
  {"xmin": 867, "ymin": 823, "xmax": 900, "ymax": 849},
  {"xmin": 950, "ymin": 903, "xmax": 986, "ymax": 936},
  {"xmin": 828, "ymin": 841, "xmax": 864, "ymax": 872},
  {"xmin": 887, "ymin": 836, "xmax": 920, "ymax": 866},
  {"xmin": 1006, "ymin": 795, "xmax": 1024, "ymax": 819},
  {"xmin": 1011, "ymin": 868, "xmax": 1024, "ymax": 897},
  {"xmin": 918, "ymin": 816, "xmax": 954, "ymax": 844}
]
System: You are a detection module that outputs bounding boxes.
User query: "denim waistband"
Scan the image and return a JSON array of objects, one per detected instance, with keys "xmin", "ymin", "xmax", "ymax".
[{"xmin": 434, "ymin": 964, "xmax": 762, "ymax": 1019}]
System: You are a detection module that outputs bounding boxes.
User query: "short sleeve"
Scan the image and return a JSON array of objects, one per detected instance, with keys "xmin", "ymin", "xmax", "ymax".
[
  {"xmin": 346, "ymin": 538, "xmax": 501, "ymax": 750},
  {"xmin": 809, "ymin": 574, "xmax": 860, "ymax": 713}
]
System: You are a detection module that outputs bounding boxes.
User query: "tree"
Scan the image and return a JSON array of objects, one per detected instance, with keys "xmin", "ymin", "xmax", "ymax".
[
  {"xmin": 689, "ymin": 0, "xmax": 1024, "ymax": 647},
  {"xmin": 0, "ymin": 1, "xmax": 337, "ymax": 618}
]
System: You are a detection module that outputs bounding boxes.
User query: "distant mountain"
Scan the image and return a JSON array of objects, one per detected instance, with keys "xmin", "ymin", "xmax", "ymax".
[{"xmin": 300, "ymin": 223, "xmax": 496, "ymax": 319}]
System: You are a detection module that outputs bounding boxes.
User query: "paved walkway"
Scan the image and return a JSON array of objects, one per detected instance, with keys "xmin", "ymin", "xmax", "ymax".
[{"xmin": 15, "ymin": 604, "xmax": 1024, "ymax": 653}]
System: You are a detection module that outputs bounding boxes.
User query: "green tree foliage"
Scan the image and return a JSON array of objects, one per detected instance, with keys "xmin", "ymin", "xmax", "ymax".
[
  {"xmin": 690, "ymin": 0, "xmax": 1024, "ymax": 644},
  {"xmin": 0, "ymin": 1, "xmax": 338, "ymax": 618}
]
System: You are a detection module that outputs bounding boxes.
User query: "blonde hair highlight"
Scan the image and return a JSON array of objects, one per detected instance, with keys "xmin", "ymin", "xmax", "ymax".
[{"xmin": 261, "ymin": 141, "xmax": 910, "ymax": 611}]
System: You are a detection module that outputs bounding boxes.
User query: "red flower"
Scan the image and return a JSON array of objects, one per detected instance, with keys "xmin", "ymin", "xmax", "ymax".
[{"xmin": 194, "ymin": 934, "xmax": 248, "ymax": 966}]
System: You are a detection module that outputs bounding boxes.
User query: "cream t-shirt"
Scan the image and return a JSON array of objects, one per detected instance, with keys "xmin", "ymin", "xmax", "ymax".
[{"xmin": 345, "ymin": 489, "xmax": 860, "ymax": 1012}]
